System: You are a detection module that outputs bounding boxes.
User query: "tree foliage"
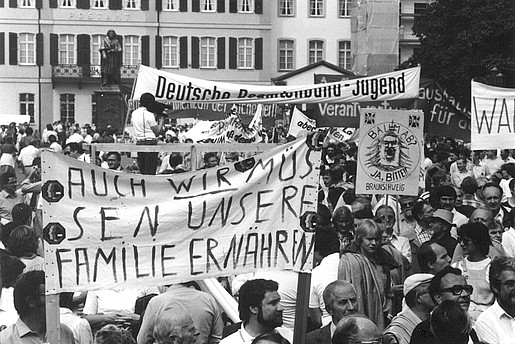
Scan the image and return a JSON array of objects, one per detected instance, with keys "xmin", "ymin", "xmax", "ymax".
[{"xmin": 401, "ymin": 0, "xmax": 514, "ymax": 102}]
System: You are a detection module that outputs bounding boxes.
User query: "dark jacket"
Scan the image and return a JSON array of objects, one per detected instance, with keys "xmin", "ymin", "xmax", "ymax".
[{"xmin": 306, "ymin": 323, "xmax": 331, "ymax": 344}]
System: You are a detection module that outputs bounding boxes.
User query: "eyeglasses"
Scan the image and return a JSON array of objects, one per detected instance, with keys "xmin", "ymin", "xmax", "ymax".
[
  {"xmin": 400, "ymin": 202, "xmax": 415, "ymax": 209},
  {"xmin": 377, "ymin": 215, "xmax": 395, "ymax": 222},
  {"xmin": 500, "ymin": 280, "xmax": 515, "ymax": 290},
  {"xmin": 440, "ymin": 285, "xmax": 473, "ymax": 295}
]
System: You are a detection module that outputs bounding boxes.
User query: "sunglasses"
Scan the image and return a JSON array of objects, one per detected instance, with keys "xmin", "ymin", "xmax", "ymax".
[{"xmin": 440, "ymin": 285, "xmax": 473, "ymax": 295}]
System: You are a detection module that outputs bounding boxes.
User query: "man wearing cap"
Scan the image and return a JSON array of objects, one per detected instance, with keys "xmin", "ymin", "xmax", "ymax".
[
  {"xmin": 427, "ymin": 209, "xmax": 458, "ymax": 258},
  {"xmin": 131, "ymin": 92, "xmax": 165, "ymax": 175},
  {"xmin": 433, "ymin": 185, "xmax": 468, "ymax": 237},
  {"xmin": 410, "ymin": 266, "xmax": 475, "ymax": 344},
  {"xmin": 384, "ymin": 274, "xmax": 434, "ymax": 344}
]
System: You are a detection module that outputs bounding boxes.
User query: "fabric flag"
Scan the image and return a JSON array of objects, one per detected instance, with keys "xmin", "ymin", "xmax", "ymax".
[{"xmin": 288, "ymin": 107, "xmax": 317, "ymax": 138}]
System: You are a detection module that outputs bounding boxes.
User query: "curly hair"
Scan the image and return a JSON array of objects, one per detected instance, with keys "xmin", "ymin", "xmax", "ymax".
[{"xmin": 7, "ymin": 225, "xmax": 39, "ymax": 258}]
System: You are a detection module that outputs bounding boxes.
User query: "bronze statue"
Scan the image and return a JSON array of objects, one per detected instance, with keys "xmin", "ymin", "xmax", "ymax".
[{"xmin": 99, "ymin": 29, "xmax": 122, "ymax": 86}]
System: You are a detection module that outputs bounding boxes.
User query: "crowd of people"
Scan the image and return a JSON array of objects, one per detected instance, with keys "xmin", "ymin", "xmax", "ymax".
[{"xmin": 0, "ymin": 108, "xmax": 515, "ymax": 344}]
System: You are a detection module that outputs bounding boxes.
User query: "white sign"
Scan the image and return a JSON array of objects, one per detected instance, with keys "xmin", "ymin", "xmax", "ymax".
[
  {"xmin": 133, "ymin": 65, "xmax": 421, "ymax": 104},
  {"xmin": 355, "ymin": 109, "xmax": 424, "ymax": 196},
  {"xmin": 288, "ymin": 107, "xmax": 317, "ymax": 138},
  {"xmin": 42, "ymin": 138, "xmax": 320, "ymax": 293},
  {"xmin": 471, "ymin": 81, "xmax": 515, "ymax": 150}
]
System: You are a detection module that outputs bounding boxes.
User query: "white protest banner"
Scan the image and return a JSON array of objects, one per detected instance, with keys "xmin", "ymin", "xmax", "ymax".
[
  {"xmin": 133, "ymin": 65, "xmax": 420, "ymax": 104},
  {"xmin": 42, "ymin": 138, "xmax": 320, "ymax": 293},
  {"xmin": 184, "ymin": 113, "xmax": 261, "ymax": 143},
  {"xmin": 327, "ymin": 127, "xmax": 357, "ymax": 143},
  {"xmin": 355, "ymin": 108, "xmax": 424, "ymax": 196},
  {"xmin": 471, "ymin": 81, "xmax": 515, "ymax": 150},
  {"xmin": 288, "ymin": 107, "xmax": 317, "ymax": 138}
]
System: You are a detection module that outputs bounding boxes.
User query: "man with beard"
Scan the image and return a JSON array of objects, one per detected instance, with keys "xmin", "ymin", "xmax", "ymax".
[
  {"xmin": 475, "ymin": 257, "xmax": 515, "ymax": 343},
  {"xmin": 410, "ymin": 266, "xmax": 476, "ymax": 344},
  {"xmin": 427, "ymin": 209, "xmax": 458, "ymax": 259},
  {"xmin": 221, "ymin": 279, "xmax": 292, "ymax": 344},
  {"xmin": 137, "ymin": 282, "xmax": 223, "ymax": 344}
]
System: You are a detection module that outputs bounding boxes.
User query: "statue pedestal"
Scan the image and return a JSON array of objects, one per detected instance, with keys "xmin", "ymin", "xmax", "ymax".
[{"xmin": 94, "ymin": 86, "xmax": 127, "ymax": 133}]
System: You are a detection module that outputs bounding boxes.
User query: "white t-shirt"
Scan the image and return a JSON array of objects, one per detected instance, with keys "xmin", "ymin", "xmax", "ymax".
[{"xmin": 131, "ymin": 107, "xmax": 158, "ymax": 140}]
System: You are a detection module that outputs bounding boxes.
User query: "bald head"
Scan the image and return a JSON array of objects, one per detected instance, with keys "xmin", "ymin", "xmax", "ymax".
[
  {"xmin": 332, "ymin": 315, "xmax": 379, "ymax": 344},
  {"xmin": 469, "ymin": 207, "xmax": 495, "ymax": 228},
  {"xmin": 153, "ymin": 311, "xmax": 197, "ymax": 344}
]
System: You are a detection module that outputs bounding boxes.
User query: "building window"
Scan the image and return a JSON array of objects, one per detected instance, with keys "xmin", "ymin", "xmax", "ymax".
[
  {"xmin": 200, "ymin": 0, "xmax": 216, "ymax": 12},
  {"xmin": 60, "ymin": 0, "xmax": 75, "ymax": 7},
  {"xmin": 338, "ymin": 41, "xmax": 351, "ymax": 70},
  {"xmin": 279, "ymin": 0, "xmax": 294, "ymax": 16},
  {"xmin": 200, "ymin": 37, "xmax": 216, "ymax": 68},
  {"xmin": 60, "ymin": 94, "xmax": 75, "ymax": 124},
  {"xmin": 238, "ymin": 0, "xmax": 253, "ymax": 13},
  {"xmin": 237, "ymin": 38, "xmax": 253, "ymax": 69},
  {"xmin": 19, "ymin": 33, "xmax": 36, "ymax": 65},
  {"xmin": 414, "ymin": 3, "xmax": 429, "ymax": 29},
  {"xmin": 163, "ymin": 0, "xmax": 178, "ymax": 10},
  {"xmin": 278, "ymin": 39, "xmax": 294, "ymax": 71},
  {"xmin": 59, "ymin": 34, "xmax": 76, "ymax": 65},
  {"xmin": 92, "ymin": 0, "xmax": 108, "ymax": 9},
  {"xmin": 20, "ymin": 93, "xmax": 35, "ymax": 124},
  {"xmin": 91, "ymin": 94, "xmax": 97, "ymax": 125},
  {"xmin": 19, "ymin": 0, "xmax": 35, "ymax": 8},
  {"xmin": 124, "ymin": 35, "xmax": 140, "ymax": 65},
  {"xmin": 310, "ymin": 0, "xmax": 324, "ymax": 17},
  {"xmin": 125, "ymin": 0, "xmax": 139, "ymax": 9},
  {"xmin": 309, "ymin": 40, "xmax": 323, "ymax": 64},
  {"xmin": 91, "ymin": 35, "xmax": 103, "ymax": 66},
  {"xmin": 162, "ymin": 36, "xmax": 179, "ymax": 68},
  {"xmin": 339, "ymin": 0, "xmax": 350, "ymax": 17}
]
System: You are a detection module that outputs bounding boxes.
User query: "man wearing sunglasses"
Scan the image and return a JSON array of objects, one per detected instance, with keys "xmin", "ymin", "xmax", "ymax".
[
  {"xmin": 410, "ymin": 266, "xmax": 475, "ymax": 344},
  {"xmin": 475, "ymin": 257, "xmax": 515, "ymax": 344}
]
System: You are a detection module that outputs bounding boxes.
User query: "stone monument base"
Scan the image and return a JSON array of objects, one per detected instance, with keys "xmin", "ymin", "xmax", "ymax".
[{"xmin": 94, "ymin": 86, "xmax": 127, "ymax": 133}]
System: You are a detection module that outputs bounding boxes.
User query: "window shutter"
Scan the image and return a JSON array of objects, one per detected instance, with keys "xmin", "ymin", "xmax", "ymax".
[
  {"xmin": 229, "ymin": 0, "xmax": 236, "ymax": 13},
  {"xmin": 229, "ymin": 37, "xmax": 237, "ymax": 69},
  {"xmin": 255, "ymin": 0, "xmax": 262, "ymax": 14},
  {"xmin": 36, "ymin": 33, "xmax": 43, "ymax": 66},
  {"xmin": 155, "ymin": 35, "xmax": 162, "ymax": 68},
  {"xmin": 9, "ymin": 0, "xmax": 16, "ymax": 8},
  {"xmin": 192, "ymin": 0, "xmax": 199, "ymax": 12},
  {"xmin": 0, "ymin": 33, "xmax": 5, "ymax": 65},
  {"xmin": 141, "ymin": 35, "xmax": 149, "ymax": 65},
  {"xmin": 77, "ymin": 0, "xmax": 90, "ymax": 9},
  {"xmin": 179, "ymin": 0, "xmax": 187, "ymax": 12},
  {"xmin": 156, "ymin": 0, "xmax": 162, "ymax": 11},
  {"xmin": 36, "ymin": 0, "xmax": 42, "ymax": 8},
  {"xmin": 9, "ymin": 32, "xmax": 17, "ymax": 65},
  {"xmin": 217, "ymin": 0, "xmax": 224, "ymax": 12},
  {"xmin": 191, "ymin": 36, "xmax": 199, "ymax": 69},
  {"xmin": 254, "ymin": 37, "xmax": 262, "ymax": 70},
  {"xmin": 109, "ymin": 0, "xmax": 122, "ymax": 10},
  {"xmin": 141, "ymin": 0, "xmax": 149, "ymax": 11},
  {"xmin": 49, "ymin": 0, "xmax": 57, "ymax": 8},
  {"xmin": 50, "ymin": 33, "xmax": 58, "ymax": 66},
  {"xmin": 217, "ymin": 37, "xmax": 225, "ymax": 69},
  {"xmin": 77, "ymin": 34, "xmax": 90, "ymax": 76},
  {"xmin": 179, "ymin": 36, "xmax": 188, "ymax": 68}
]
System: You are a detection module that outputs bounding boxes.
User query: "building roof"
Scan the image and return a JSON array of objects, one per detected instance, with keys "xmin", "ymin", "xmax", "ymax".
[{"xmin": 271, "ymin": 60, "xmax": 356, "ymax": 85}]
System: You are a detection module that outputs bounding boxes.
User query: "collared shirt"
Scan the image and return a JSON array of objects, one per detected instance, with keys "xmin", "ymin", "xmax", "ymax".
[
  {"xmin": 462, "ymin": 195, "xmax": 484, "ymax": 208},
  {"xmin": 0, "ymin": 318, "xmax": 75, "ymax": 344},
  {"xmin": 388, "ymin": 233, "xmax": 412, "ymax": 263},
  {"xmin": 385, "ymin": 307, "xmax": 423, "ymax": 344},
  {"xmin": 220, "ymin": 323, "xmax": 293, "ymax": 344},
  {"xmin": 60, "ymin": 307, "xmax": 93, "ymax": 344},
  {"xmin": 0, "ymin": 288, "xmax": 17, "ymax": 328},
  {"xmin": 330, "ymin": 321, "xmax": 337, "ymax": 338},
  {"xmin": 475, "ymin": 300, "xmax": 515, "ymax": 344},
  {"xmin": 0, "ymin": 189, "xmax": 26, "ymax": 223}
]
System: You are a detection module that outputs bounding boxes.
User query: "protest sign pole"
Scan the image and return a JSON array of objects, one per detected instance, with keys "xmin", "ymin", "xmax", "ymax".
[
  {"xmin": 46, "ymin": 294, "xmax": 60, "ymax": 343},
  {"xmin": 293, "ymin": 272, "xmax": 311, "ymax": 344}
]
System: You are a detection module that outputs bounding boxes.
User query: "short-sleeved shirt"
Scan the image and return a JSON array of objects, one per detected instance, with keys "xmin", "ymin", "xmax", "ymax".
[
  {"xmin": 0, "ymin": 318, "xmax": 75, "ymax": 344},
  {"xmin": 131, "ymin": 107, "xmax": 157, "ymax": 140}
]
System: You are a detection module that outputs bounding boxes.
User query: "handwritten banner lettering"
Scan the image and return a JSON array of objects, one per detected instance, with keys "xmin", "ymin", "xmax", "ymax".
[{"xmin": 42, "ymin": 138, "xmax": 319, "ymax": 293}]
